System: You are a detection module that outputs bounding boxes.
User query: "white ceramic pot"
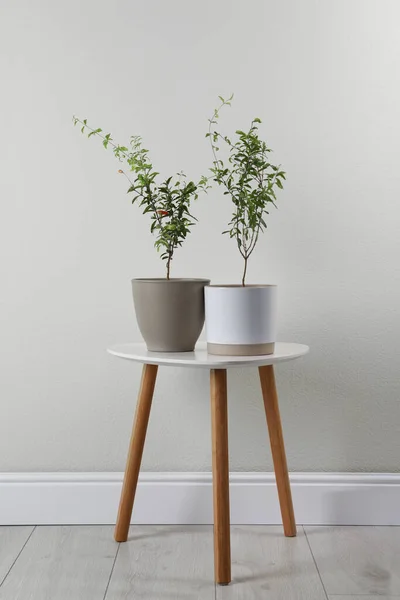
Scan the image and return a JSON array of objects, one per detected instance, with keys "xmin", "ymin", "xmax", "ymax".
[{"xmin": 205, "ymin": 285, "xmax": 277, "ymax": 356}]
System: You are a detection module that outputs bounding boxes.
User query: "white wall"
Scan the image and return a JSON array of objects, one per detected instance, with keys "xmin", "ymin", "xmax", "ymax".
[{"xmin": 1, "ymin": 0, "xmax": 399, "ymax": 473}]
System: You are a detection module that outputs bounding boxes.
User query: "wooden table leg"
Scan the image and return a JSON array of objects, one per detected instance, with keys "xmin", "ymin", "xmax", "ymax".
[
  {"xmin": 114, "ymin": 363, "xmax": 158, "ymax": 542},
  {"xmin": 258, "ymin": 365, "xmax": 296, "ymax": 537},
  {"xmin": 210, "ymin": 369, "xmax": 231, "ymax": 585}
]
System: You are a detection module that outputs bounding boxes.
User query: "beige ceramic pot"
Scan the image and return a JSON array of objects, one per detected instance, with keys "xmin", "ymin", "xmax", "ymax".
[{"xmin": 132, "ymin": 278, "xmax": 210, "ymax": 352}]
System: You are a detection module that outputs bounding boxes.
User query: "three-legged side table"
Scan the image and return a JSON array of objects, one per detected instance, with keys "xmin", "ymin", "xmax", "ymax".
[{"xmin": 108, "ymin": 342, "xmax": 309, "ymax": 585}]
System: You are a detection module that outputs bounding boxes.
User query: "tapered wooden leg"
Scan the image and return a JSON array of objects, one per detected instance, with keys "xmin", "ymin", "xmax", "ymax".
[
  {"xmin": 114, "ymin": 363, "xmax": 158, "ymax": 542},
  {"xmin": 259, "ymin": 365, "xmax": 296, "ymax": 537},
  {"xmin": 210, "ymin": 369, "xmax": 231, "ymax": 585}
]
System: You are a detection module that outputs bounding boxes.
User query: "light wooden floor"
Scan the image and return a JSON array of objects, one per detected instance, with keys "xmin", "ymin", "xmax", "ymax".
[{"xmin": 0, "ymin": 525, "xmax": 400, "ymax": 599}]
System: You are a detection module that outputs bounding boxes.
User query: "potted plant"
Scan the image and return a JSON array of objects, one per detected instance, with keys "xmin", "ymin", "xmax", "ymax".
[
  {"xmin": 204, "ymin": 96, "xmax": 286, "ymax": 356},
  {"xmin": 73, "ymin": 117, "xmax": 210, "ymax": 352}
]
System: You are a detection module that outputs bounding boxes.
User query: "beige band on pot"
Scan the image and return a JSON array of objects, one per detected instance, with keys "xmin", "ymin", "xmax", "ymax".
[{"xmin": 207, "ymin": 342, "xmax": 275, "ymax": 356}]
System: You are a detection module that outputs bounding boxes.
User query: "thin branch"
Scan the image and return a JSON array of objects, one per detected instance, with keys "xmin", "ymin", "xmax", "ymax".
[
  {"xmin": 207, "ymin": 104, "xmax": 241, "ymax": 206},
  {"xmin": 73, "ymin": 117, "xmax": 131, "ymax": 159}
]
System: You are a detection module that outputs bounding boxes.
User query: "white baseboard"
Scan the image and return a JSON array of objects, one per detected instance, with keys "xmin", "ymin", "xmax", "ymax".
[{"xmin": 0, "ymin": 472, "xmax": 399, "ymax": 526}]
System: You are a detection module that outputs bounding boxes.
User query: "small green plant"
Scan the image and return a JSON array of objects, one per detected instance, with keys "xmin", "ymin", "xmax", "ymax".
[
  {"xmin": 73, "ymin": 117, "xmax": 208, "ymax": 279},
  {"xmin": 207, "ymin": 96, "xmax": 286, "ymax": 286}
]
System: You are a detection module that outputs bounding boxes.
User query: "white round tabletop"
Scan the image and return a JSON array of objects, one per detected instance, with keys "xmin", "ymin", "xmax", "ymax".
[{"xmin": 107, "ymin": 342, "xmax": 309, "ymax": 369}]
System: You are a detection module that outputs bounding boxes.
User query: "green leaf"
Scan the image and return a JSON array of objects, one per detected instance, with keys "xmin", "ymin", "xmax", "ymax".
[{"xmin": 103, "ymin": 133, "xmax": 112, "ymax": 148}]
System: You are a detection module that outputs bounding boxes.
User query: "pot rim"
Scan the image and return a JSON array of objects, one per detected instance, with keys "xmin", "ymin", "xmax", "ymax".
[
  {"xmin": 206, "ymin": 284, "xmax": 277, "ymax": 289},
  {"xmin": 132, "ymin": 278, "xmax": 210, "ymax": 284}
]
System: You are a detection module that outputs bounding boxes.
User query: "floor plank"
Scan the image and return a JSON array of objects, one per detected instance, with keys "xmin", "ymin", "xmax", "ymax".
[
  {"xmin": 0, "ymin": 527, "xmax": 34, "ymax": 585},
  {"xmin": 0, "ymin": 526, "xmax": 118, "ymax": 600},
  {"xmin": 216, "ymin": 526, "xmax": 327, "ymax": 600},
  {"xmin": 305, "ymin": 526, "xmax": 400, "ymax": 596},
  {"xmin": 2, "ymin": 525, "xmax": 400, "ymax": 599},
  {"xmin": 328, "ymin": 596, "xmax": 400, "ymax": 599},
  {"xmin": 104, "ymin": 525, "xmax": 215, "ymax": 600}
]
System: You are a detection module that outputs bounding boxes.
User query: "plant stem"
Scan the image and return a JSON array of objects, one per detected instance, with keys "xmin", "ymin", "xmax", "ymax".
[
  {"xmin": 166, "ymin": 254, "xmax": 172, "ymax": 280},
  {"xmin": 242, "ymin": 256, "xmax": 248, "ymax": 286}
]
